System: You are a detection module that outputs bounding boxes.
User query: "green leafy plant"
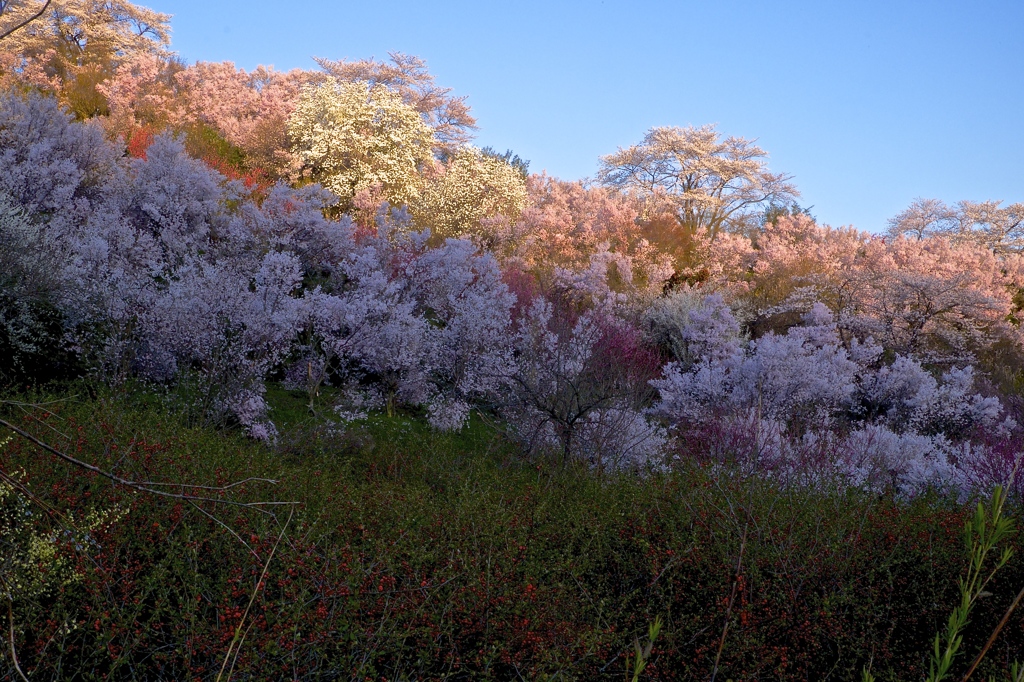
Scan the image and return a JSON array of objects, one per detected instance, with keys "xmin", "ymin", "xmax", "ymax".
[
  {"xmin": 930, "ymin": 486, "xmax": 1016, "ymax": 682},
  {"xmin": 625, "ymin": 615, "xmax": 662, "ymax": 682},
  {"xmin": 863, "ymin": 484, "xmax": 1020, "ymax": 682}
]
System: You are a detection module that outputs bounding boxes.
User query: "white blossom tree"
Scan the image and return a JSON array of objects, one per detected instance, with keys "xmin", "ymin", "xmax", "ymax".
[
  {"xmin": 502, "ymin": 297, "xmax": 666, "ymax": 469},
  {"xmin": 651, "ymin": 295, "xmax": 1015, "ymax": 494},
  {"xmin": 314, "ymin": 51, "xmax": 476, "ymax": 156},
  {"xmin": 287, "ymin": 79, "xmax": 435, "ymax": 210},
  {"xmin": 301, "ymin": 211, "xmax": 515, "ymax": 431},
  {"xmin": 412, "ymin": 146, "xmax": 528, "ymax": 241},
  {"xmin": 597, "ymin": 124, "xmax": 798, "ymax": 237}
]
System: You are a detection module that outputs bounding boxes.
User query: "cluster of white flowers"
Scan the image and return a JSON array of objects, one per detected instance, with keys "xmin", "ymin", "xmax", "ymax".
[
  {"xmin": 413, "ymin": 146, "xmax": 529, "ymax": 239},
  {"xmin": 287, "ymin": 79, "xmax": 435, "ymax": 208},
  {"xmin": 652, "ymin": 296, "xmax": 1018, "ymax": 494},
  {"xmin": 4, "ymin": 90, "xmax": 1021, "ymax": 488}
]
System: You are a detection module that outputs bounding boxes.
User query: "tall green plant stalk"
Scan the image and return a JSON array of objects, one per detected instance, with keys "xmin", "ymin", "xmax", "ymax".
[
  {"xmin": 927, "ymin": 485, "xmax": 1015, "ymax": 682},
  {"xmin": 862, "ymin": 486, "xmax": 1016, "ymax": 682}
]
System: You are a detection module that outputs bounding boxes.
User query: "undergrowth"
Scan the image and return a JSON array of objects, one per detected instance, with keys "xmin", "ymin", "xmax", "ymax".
[{"xmin": 1, "ymin": 384, "xmax": 1023, "ymax": 680}]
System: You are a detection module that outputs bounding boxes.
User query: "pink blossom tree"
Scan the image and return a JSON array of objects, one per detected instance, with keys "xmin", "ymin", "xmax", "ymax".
[{"xmin": 888, "ymin": 197, "xmax": 1024, "ymax": 254}]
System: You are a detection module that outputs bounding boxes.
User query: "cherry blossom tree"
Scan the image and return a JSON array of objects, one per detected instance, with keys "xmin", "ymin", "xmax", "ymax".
[
  {"xmin": 0, "ymin": 89, "xmax": 118, "ymax": 222},
  {"xmin": 644, "ymin": 289, "xmax": 742, "ymax": 366},
  {"xmin": 0, "ymin": 191, "xmax": 72, "ymax": 384},
  {"xmin": 0, "ymin": 92, "xmax": 312, "ymax": 434},
  {"xmin": 513, "ymin": 174, "xmax": 644, "ymax": 268},
  {"xmin": 0, "ymin": 0, "xmax": 169, "ymax": 59},
  {"xmin": 696, "ymin": 214, "xmax": 1024, "ymax": 360},
  {"xmin": 300, "ymin": 209, "xmax": 515, "ymax": 431},
  {"xmin": 63, "ymin": 133, "xmax": 306, "ymax": 435},
  {"xmin": 651, "ymin": 294, "xmax": 1017, "ymax": 494},
  {"xmin": 0, "ymin": 0, "xmax": 50, "ymax": 42},
  {"xmin": 98, "ymin": 54, "xmax": 314, "ymax": 184},
  {"xmin": 597, "ymin": 125, "xmax": 798, "ymax": 239},
  {"xmin": 172, "ymin": 60, "xmax": 311, "ymax": 177},
  {"xmin": 0, "ymin": 0, "xmax": 170, "ymax": 117},
  {"xmin": 653, "ymin": 304, "xmax": 863, "ymax": 428},
  {"xmin": 886, "ymin": 198, "xmax": 955, "ymax": 241},
  {"xmin": 702, "ymin": 213, "xmax": 864, "ymax": 331},
  {"xmin": 0, "ymin": 89, "xmax": 116, "ymax": 384},
  {"xmin": 839, "ymin": 235, "xmax": 1023, "ymax": 360},
  {"xmin": 94, "ymin": 51, "xmax": 181, "ymax": 133},
  {"xmin": 502, "ymin": 296, "xmax": 665, "ymax": 469},
  {"xmin": 500, "ymin": 175, "xmax": 673, "ymax": 312},
  {"xmin": 888, "ymin": 197, "xmax": 1024, "ymax": 254}
]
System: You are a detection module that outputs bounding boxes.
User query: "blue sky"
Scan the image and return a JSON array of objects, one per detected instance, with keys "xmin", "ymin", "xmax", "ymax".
[{"xmin": 159, "ymin": 0, "xmax": 1022, "ymax": 232}]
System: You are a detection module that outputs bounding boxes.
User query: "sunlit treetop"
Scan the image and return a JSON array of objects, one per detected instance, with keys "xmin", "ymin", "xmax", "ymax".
[
  {"xmin": 412, "ymin": 145, "xmax": 529, "ymax": 240},
  {"xmin": 0, "ymin": 0, "xmax": 171, "ymax": 118},
  {"xmin": 887, "ymin": 197, "xmax": 1024, "ymax": 255},
  {"xmin": 0, "ymin": 0, "xmax": 170, "ymax": 62},
  {"xmin": 287, "ymin": 77, "xmax": 436, "ymax": 210},
  {"xmin": 315, "ymin": 51, "xmax": 476, "ymax": 158},
  {"xmin": 598, "ymin": 124, "xmax": 798, "ymax": 238}
]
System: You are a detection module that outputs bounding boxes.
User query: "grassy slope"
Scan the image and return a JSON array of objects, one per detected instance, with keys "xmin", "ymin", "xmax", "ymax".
[{"xmin": 2, "ymin": 385, "xmax": 1023, "ymax": 680}]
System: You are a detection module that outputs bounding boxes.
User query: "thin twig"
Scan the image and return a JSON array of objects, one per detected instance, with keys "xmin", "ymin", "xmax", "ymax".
[
  {"xmin": 216, "ymin": 507, "xmax": 293, "ymax": 682},
  {"xmin": 226, "ymin": 616, "xmax": 259, "ymax": 682},
  {"xmin": 0, "ymin": 417, "xmax": 292, "ymax": 508},
  {"xmin": 710, "ymin": 521, "xmax": 749, "ymax": 682},
  {"xmin": 0, "ymin": 0, "xmax": 51, "ymax": 43},
  {"xmin": 0, "ymin": 467, "xmax": 70, "ymax": 526},
  {"xmin": 130, "ymin": 478, "xmax": 282, "ymax": 491},
  {"xmin": 186, "ymin": 499, "xmax": 260, "ymax": 560},
  {"xmin": 1, "ymin": 578, "xmax": 29, "ymax": 682},
  {"xmin": 961, "ymin": 583, "xmax": 1024, "ymax": 682}
]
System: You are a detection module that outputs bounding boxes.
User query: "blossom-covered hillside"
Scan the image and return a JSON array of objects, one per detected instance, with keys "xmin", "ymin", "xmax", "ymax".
[{"xmin": 4, "ymin": 2, "xmax": 1024, "ymax": 679}]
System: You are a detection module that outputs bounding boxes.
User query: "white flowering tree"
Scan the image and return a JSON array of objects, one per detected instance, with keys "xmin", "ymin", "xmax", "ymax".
[
  {"xmin": 301, "ymin": 209, "xmax": 515, "ymax": 431},
  {"xmin": 651, "ymin": 295, "xmax": 1016, "ymax": 494},
  {"xmin": 597, "ymin": 124, "xmax": 798, "ymax": 237},
  {"xmin": 287, "ymin": 79, "xmax": 435, "ymax": 210},
  {"xmin": 412, "ymin": 146, "xmax": 528, "ymax": 240},
  {"xmin": 314, "ymin": 51, "xmax": 477, "ymax": 157},
  {"xmin": 0, "ymin": 93, "xmax": 310, "ymax": 435},
  {"xmin": 501, "ymin": 297, "xmax": 666, "ymax": 470}
]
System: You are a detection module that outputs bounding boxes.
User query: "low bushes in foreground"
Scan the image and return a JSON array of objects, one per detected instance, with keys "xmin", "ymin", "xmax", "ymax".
[
  {"xmin": 0, "ymin": 391, "xmax": 1019, "ymax": 675},
  {"xmin": 2, "ymin": 389, "xmax": 1024, "ymax": 681}
]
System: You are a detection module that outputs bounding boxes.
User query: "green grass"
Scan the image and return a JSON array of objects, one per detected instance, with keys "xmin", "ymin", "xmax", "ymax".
[{"xmin": 2, "ymin": 384, "xmax": 1024, "ymax": 680}]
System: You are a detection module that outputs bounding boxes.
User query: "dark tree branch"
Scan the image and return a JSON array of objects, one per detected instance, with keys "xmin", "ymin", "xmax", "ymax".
[
  {"xmin": 0, "ymin": 416, "xmax": 294, "ymax": 510},
  {"xmin": 0, "ymin": 0, "xmax": 51, "ymax": 42}
]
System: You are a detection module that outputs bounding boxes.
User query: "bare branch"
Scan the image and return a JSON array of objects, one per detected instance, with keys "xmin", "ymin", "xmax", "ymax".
[
  {"xmin": 1, "ymin": 579, "xmax": 30, "ymax": 682},
  {"xmin": 0, "ymin": 0, "xmax": 50, "ymax": 43},
  {"xmin": 0, "ymin": 416, "xmax": 295, "ymax": 509}
]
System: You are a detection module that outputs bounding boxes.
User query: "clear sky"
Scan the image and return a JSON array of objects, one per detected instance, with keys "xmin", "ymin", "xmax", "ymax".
[{"xmin": 157, "ymin": 0, "xmax": 1021, "ymax": 233}]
